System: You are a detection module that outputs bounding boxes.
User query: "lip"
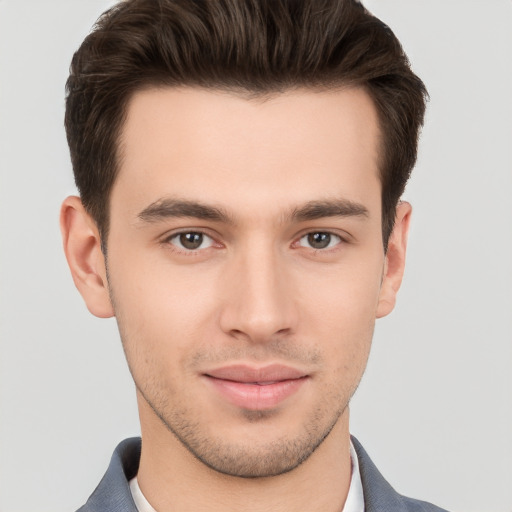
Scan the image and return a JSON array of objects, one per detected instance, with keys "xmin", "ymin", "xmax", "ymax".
[{"xmin": 203, "ymin": 364, "xmax": 308, "ymax": 410}]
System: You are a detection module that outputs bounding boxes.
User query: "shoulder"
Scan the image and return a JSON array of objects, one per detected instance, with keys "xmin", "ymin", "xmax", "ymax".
[
  {"xmin": 351, "ymin": 436, "xmax": 450, "ymax": 512},
  {"xmin": 77, "ymin": 436, "xmax": 449, "ymax": 512},
  {"xmin": 76, "ymin": 438, "xmax": 141, "ymax": 512}
]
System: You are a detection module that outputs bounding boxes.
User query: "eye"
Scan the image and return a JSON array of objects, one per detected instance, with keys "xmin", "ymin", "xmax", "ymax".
[
  {"xmin": 298, "ymin": 232, "xmax": 342, "ymax": 250},
  {"xmin": 168, "ymin": 232, "xmax": 214, "ymax": 251}
]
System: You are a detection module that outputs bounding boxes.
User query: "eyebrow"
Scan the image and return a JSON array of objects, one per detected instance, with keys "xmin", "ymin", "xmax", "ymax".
[
  {"xmin": 290, "ymin": 199, "xmax": 369, "ymax": 222},
  {"xmin": 137, "ymin": 197, "xmax": 369, "ymax": 224},
  {"xmin": 138, "ymin": 198, "xmax": 233, "ymax": 223}
]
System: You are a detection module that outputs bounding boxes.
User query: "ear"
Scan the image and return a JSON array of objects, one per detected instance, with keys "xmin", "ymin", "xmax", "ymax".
[
  {"xmin": 60, "ymin": 196, "xmax": 114, "ymax": 318},
  {"xmin": 376, "ymin": 201, "xmax": 412, "ymax": 319}
]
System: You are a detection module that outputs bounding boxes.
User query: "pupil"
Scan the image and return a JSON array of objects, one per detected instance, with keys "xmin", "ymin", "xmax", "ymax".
[
  {"xmin": 180, "ymin": 232, "xmax": 203, "ymax": 249},
  {"xmin": 308, "ymin": 232, "xmax": 330, "ymax": 249}
]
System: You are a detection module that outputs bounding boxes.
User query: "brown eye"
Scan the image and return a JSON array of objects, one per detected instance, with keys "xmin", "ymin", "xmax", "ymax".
[
  {"xmin": 170, "ymin": 232, "xmax": 213, "ymax": 251},
  {"xmin": 180, "ymin": 233, "xmax": 203, "ymax": 249},
  {"xmin": 299, "ymin": 232, "xmax": 341, "ymax": 250}
]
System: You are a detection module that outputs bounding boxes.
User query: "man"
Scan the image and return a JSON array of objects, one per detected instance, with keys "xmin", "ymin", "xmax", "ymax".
[{"xmin": 60, "ymin": 0, "xmax": 446, "ymax": 510}]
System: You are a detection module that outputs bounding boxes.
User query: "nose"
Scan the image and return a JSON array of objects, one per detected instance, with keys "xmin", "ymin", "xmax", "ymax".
[{"xmin": 218, "ymin": 245, "xmax": 298, "ymax": 344}]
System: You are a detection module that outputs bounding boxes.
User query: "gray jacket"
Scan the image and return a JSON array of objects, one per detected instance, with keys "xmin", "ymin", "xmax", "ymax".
[{"xmin": 77, "ymin": 437, "xmax": 449, "ymax": 511}]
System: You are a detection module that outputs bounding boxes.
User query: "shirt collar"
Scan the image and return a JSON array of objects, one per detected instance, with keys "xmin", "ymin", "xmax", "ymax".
[
  {"xmin": 343, "ymin": 440, "xmax": 365, "ymax": 512},
  {"xmin": 129, "ymin": 440, "xmax": 364, "ymax": 512}
]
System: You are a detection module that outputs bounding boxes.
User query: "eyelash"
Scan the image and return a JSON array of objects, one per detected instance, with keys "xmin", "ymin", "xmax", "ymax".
[
  {"xmin": 161, "ymin": 229, "xmax": 348, "ymax": 256},
  {"xmin": 161, "ymin": 230, "xmax": 219, "ymax": 254},
  {"xmin": 294, "ymin": 232, "xmax": 345, "ymax": 252}
]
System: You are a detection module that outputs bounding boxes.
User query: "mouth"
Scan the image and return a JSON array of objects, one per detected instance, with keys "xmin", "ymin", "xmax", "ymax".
[{"xmin": 203, "ymin": 364, "xmax": 309, "ymax": 411}]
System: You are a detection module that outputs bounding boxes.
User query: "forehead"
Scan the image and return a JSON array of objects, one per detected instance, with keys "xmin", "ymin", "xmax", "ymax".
[{"xmin": 114, "ymin": 86, "xmax": 382, "ymax": 219}]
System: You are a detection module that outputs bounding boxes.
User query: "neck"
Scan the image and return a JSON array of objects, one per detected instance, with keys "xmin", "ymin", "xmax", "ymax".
[{"xmin": 136, "ymin": 398, "xmax": 353, "ymax": 512}]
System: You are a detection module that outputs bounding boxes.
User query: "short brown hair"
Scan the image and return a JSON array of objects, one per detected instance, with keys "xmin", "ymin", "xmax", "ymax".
[{"xmin": 65, "ymin": 0, "xmax": 427, "ymax": 250}]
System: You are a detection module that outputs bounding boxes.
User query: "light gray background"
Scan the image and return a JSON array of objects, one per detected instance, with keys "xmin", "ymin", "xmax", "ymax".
[{"xmin": 1, "ymin": 1, "xmax": 511, "ymax": 511}]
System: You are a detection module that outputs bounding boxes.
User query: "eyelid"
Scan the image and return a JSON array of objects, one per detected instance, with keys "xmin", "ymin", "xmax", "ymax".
[
  {"xmin": 292, "ymin": 228, "xmax": 352, "ymax": 246},
  {"xmin": 298, "ymin": 232, "xmax": 342, "ymax": 249},
  {"xmin": 160, "ymin": 228, "xmax": 222, "ymax": 253},
  {"xmin": 157, "ymin": 226, "xmax": 352, "ymax": 254},
  {"xmin": 160, "ymin": 226, "xmax": 217, "ymax": 241}
]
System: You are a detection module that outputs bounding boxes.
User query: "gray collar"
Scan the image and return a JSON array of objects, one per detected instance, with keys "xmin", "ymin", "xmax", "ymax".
[{"xmin": 77, "ymin": 436, "xmax": 448, "ymax": 512}]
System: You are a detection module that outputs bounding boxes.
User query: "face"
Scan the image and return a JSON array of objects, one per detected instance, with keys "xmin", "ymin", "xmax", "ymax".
[{"xmin": 64, "ymin": 86, "xmax": 409, "ymax": 478}]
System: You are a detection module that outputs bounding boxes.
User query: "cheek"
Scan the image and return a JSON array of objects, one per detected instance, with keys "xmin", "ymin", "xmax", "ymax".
[
  {"xmin": 295, "ymin": 255, "xmax": 384, "ymax": 322},
  {"xmin": 293, "ymin": 259, "xmax": 382, "ymax": 364},
  {"xmin": 106, "ymin": 249, "xmax": 222, "ymax": 373}
]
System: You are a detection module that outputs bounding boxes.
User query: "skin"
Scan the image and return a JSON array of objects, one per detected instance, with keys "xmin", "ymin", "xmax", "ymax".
[{"xmin": 61, "ymin": 87, "xmax": 411, "ymax": 512}]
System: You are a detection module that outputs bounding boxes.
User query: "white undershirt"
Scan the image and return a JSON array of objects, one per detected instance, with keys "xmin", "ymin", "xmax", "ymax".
[
  {"xmin": 129, "ymin": 441, "xmax": 364, "ymax": 512},
  {"xmin": 130, "ymin": 477, "xmax": 157, "ymax": 512}
]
